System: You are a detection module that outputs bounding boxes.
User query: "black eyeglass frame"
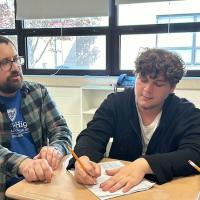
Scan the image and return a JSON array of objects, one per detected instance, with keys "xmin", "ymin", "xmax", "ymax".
[{"xmin": 0, "ymin": 56, "xmax": 25, "ymax": 71}]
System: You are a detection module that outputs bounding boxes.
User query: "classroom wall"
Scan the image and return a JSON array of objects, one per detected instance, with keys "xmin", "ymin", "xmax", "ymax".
[
  {"xmin": 24, "ymin": 75, "xmax": 200, "ymax": 146},
  {"xmin": 24, "ymin": 75, "xmax": 117, "ymax": 146}
]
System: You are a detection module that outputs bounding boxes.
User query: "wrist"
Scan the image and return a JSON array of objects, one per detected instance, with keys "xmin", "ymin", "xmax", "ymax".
[
  {"xmin": 53, "ymin": 145, "xmax": 66, "ymax": 157},
  {"xmin": 18, "ymin": 157, "xmax": 31, "ymax": 175},
  {"xmin": 136, "ymin": 158, "xmax": 153, "ymax": 174}
]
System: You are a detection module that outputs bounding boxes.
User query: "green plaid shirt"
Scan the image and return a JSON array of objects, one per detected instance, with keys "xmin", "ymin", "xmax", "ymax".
[{"xmin": 0, "ymin": 81, "xmax": 72, "ymax": 199}]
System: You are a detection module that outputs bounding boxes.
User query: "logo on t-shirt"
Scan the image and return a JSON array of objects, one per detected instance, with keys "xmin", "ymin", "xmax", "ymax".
[
  {"xmin": 7, "ymin": 108, "xmax": 17, "ymax": 122},
  {"xmin": 7, "ymin": 108, "xmax": 29, "ymax": 138}
]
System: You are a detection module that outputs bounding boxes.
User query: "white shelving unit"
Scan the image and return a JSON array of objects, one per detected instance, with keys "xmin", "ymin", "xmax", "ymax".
[{"xmin": 81, "ymin": 85, "xmax": 115, "ymax": 129}]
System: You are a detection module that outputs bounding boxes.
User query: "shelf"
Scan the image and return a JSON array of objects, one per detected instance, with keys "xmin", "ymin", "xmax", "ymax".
[
  {"xmin": 82, "ymin": 108, "xmax": 97, "ymax": 115},
  {"xmin": 81, "ymin": 85, "xmax": 117, "ymax": 129},
  {"xmin": 82, "ymin": 85, "xmax": 115, "ymax": 91}
]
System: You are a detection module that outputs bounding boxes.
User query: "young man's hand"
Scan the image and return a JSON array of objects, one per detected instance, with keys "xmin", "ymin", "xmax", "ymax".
[
  {"xmin": 100, "ymin": 158, "xmax": 153, "ymax": 193},
  {"xmin": 74, "ymin": 156, "xmax": 101, "ymax": 185}
]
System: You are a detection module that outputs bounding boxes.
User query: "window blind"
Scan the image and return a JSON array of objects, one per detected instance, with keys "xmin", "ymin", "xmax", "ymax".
[
  {"xmin": 16, "ymin": 0, "xmax": 109, "ymax": 20},
  {"xmin": 116, "ymin": 0, "xmax": 183, "ymax": 4}
]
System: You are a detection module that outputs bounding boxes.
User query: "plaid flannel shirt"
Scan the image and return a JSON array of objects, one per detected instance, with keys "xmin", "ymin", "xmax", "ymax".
[{"xmin": 0, "ymin": 81, "xmax": 72, "ymax": 199}]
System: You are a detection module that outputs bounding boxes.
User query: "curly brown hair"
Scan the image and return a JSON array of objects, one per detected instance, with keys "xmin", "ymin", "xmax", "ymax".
[{"xmin": 135, "ymin": 48, "xmax": 186, "ymax": 86}]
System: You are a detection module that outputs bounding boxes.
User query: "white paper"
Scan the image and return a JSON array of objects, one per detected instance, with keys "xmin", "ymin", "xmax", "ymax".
[{"xmin": 69, "ymin": 161, "xmax": 155, "ymax": 200}]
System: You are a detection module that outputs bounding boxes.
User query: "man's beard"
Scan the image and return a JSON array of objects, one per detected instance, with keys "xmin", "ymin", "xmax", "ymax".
[{"xmin": 0, "ymin": 71, "xmax": 23, "ymax": 94}]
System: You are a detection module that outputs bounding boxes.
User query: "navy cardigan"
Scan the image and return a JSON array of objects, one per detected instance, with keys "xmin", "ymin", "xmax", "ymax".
[{"xmin": 68, "ymin": 88, "xmax": 200, "ymax": 184}]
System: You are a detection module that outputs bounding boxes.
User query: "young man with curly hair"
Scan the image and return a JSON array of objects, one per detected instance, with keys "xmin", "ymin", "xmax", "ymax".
[{"xmin": 68, "ymin": 48, "xmax": 200, "ymax": 193}]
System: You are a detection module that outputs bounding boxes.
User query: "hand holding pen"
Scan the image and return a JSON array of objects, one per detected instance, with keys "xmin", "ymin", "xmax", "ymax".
[{"xmin": 66, "ymin": 146, "xmax": 101, "ymax": 185}]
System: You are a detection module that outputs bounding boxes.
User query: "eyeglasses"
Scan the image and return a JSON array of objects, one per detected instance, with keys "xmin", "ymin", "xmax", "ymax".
[{"xmin": 0, "ymin": 56, "xmax": 24, "ymax": 71}]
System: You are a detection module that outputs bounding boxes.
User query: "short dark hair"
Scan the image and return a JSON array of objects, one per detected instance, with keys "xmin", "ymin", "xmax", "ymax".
[
  {"xmin": 135, "ymin": 48, "xmax": 186, "ymax": 86},
  {"xmin": 0, "ymin": 35, "xmax": 16, "ymax": 48}
]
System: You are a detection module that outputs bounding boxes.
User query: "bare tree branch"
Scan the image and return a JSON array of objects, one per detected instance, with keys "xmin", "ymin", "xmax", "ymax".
[{"xmin": 33, "ymin": 37, "xmax": 53, "ymax": 66}]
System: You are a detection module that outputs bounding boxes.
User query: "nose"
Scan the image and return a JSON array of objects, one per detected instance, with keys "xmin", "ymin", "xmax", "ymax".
[{"xmin": 144, "ymin": 82, "xmax": 154, "ymax": 93}]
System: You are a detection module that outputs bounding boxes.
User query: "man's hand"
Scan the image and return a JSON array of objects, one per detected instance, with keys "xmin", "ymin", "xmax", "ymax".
[
  {"xmin": 34, "ymin": 146, "xmax": 64, "ymax": 170},
  {"xmin": 100, "ymin": 158, "xmax": 153, "ymax": 193},
  {"xmin": 18, "ymin": 158, "xmax": 53, "ymax": 182},
  {"xmin": 74, "ymin": 156, "xmax": 101, "ymax": 185}
]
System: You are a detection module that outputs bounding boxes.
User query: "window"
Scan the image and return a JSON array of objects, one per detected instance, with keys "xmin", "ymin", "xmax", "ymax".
[
  {"xmin": 117, "ymin": 0, "xmax": 200, "ymax": 76},
  {"xmin": 121, "ymin": 31, "xmax": 200, "ymax": 71},
  {"xmin": 27, "ymin": 36, "xmax": 106, "ymax": 70},
  {"xmin": 23, "ymin": 16, "xmax": 109, "ymax": 75},
  {"xmin": 24, "ymin": 17, "xmax": 108, "ymax": 29},
  {"xmin": 0, "ymin": 0, "xmax": 15, "ymax": 29},
  {"xmin": 0, "ymin": 0, "xmax": 17, "ymax": 54},
  {"xmin": 1, "ymin": 0, "xmax": 200, "ymax": 76},
  {"xmin": 121, "ymin": 34, "xmax": 156, "ymax": 70},
  {"xmin": 118, "ymin": 0, "xmax": 200, "ymax": 25}
]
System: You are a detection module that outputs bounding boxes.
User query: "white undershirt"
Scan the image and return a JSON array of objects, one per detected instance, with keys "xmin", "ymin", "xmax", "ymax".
[{"xmin": 137, "ymin": 105, "xmax": 162, "ymax": 155}]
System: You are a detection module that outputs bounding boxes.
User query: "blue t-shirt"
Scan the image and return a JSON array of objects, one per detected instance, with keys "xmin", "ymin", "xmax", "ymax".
[{"xmin": 0, "ymin": 90, "xmax": 37, "ymax": 187}]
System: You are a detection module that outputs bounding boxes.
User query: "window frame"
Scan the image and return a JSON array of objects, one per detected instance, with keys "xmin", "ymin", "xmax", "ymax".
[
  {"xmin": 0, "ymin": 0, "xmax": 200, "ymax": 76},
  {"xmin": 22, "ymin": 27, "xmax": 111, "ymax": 75},
  {"xmin": 156, "ymin": 13, "xmax": 200, "ymax": 67}
]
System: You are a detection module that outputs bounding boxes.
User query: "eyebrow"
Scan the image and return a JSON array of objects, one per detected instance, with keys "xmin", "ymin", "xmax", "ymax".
[
  {"xmin": 140, "ymin": 76, "xmax": 166, "ymax": 82},
  {"xmin": 154, "ymin": 79, "xmax": 166, "ymax": 82},
  {"xmin": 1, "ymin": 55, "xmax": 18, "ymax": 60},
  {"xmin": 139, "ymin": 74, "xmax": 168, "ymax": 83}
]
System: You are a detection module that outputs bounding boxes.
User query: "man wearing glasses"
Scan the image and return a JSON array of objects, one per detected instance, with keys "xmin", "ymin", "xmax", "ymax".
[{"xmin": 0, "ymin": 36, "xmax": 72, "ymax": 199}]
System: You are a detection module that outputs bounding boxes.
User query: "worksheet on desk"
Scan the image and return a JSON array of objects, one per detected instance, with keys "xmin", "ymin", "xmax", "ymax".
[{"xmin": 68, "ymin": 160, "xmax": 155, "ymax": 200}]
